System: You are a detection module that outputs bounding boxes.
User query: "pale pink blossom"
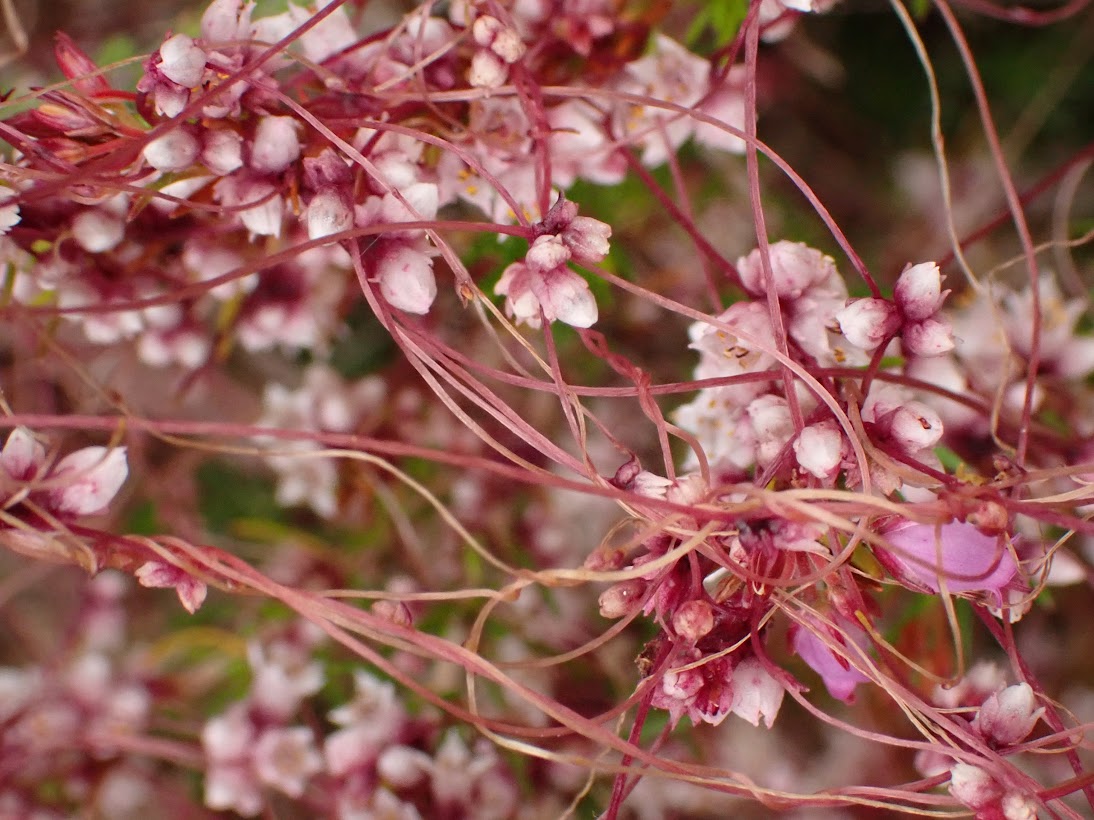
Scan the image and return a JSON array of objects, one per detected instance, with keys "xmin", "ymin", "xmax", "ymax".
[
  {"xmin": 738, "ymin": 240, "xmax": 839, "ymax": 300},
  {"xmin": 495, "ymin": 261, "xmax": 597, "ymax": 328},
  {"xmin": 894, "ymin": 261, "xmax": 948, "ymax": 321},
  {"xmin": 306, "ymin": 189, "xmax": 353, "ymax": 239},
  {"xmin": 202, "ymin": 128, "xmax": 244, "ymax": 175},
  {"xmin": 46, "ymin": 445, "xmax": 129, "ymax": 516},
  {"xmin": 71, "ymin": 209, "xmax": 125, "ymax": 253},
  {"xmin": 468, "ymin": 50, "xmax": 508, "ymax": 89},
  {"xmin": 377, "ymin": 745, "xmax": 433, "ymax": 789},
  {"xmin": 214, "ymin": 176, "xmax": 284, "ymax": 237},
  {"xmin": 729, "ymin": 657, "xmax": 785, "ymax": 728},
  {"xmin": 201, "ymin": 0, "xmax": 254, "ymax": 44},
  {"xmin": 902, "ymin": 317, "xmax": 955, "ymax": 357},
  {"xmin": 248, "ymin": 640, "xmax": 324, "ymax": 720}
]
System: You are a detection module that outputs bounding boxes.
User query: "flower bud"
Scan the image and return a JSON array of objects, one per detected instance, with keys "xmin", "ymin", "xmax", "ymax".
[
  {"xmin": 794, "ymin": 420, "xmax": 843, "ymax": 480},
  {"xmin": 250, "ymin": 116, "xmax": 301, "ymax": 174},
  {"xmin": 55, "ymin": 32, "xmax": 111, "ymax": 96},
  {"xmin": 159, "ymin": 34, "xmax": 207, "ymax": 88},
  {"xmin": 672, "ymin": 600, "xmax": 715, "ymax": 642},
  {"xmin": 888, "ymin": 401, "xmax": 943, "ymax": 453},
  {"xmin": 201, "ymin": 129, "xmax": 243, "ymax": 176},
  {"xmin": 974, "ymin": 683, "xmax": 1043, "ymax": 746},
  {"xmin": 144, "ymin": 129, "xmax": 201, "ymax": 172},
  {"xmin": 377, "ymin": 244, "xmax": 437, "ymax": 314},
  {"xmin": 526, "ymin": 234, "xmax": 572, "ymax": 273},
  {"xmin": 730, "ymin": 657, "xmax": 785, "ymax": 728},
  {"xmin": 72, "ymin": 209, "xmax": 125, "ymax": 253},
  {"xmin": 306, "ymin": 189, "xmax": 353, "ymax": 240},
  {"xmin": 562, "ymin": 216, "xmax": 612, "ymax": 264},
  {"xmin": 598, "ymin": 580, "xmax": 646, "ymax": 618},
  {"xmin": 902, "ymin": 317, "xmax": 955, "ymax": 357},
  {"xmin": 895, "ymin": 261, "xmax": 947, "ymax": 321},
  {"xmin": 949, "ymin": 763, "xmax": 1003, "ymax": 810},
  {"xmin": 468, "ymin": 50, "xmax": 508, "ymax": 89},
  {"xmin": 836, "ymin": 298, "xmax": 901, "ymax": 350}
]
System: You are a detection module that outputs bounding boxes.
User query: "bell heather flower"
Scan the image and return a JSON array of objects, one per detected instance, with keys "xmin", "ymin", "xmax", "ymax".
[
  {"xmin": 791, "ymin": 617, "xmax": 871, "ymax": 703},
  {"xmin": 875, "ymin": 520, "xmax": 1018, "ymax": 603}
]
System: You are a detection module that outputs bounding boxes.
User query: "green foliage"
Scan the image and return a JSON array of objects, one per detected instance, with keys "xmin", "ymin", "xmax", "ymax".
[
  {"xmin": 196, "ymin": 461, "xmax": 285, "ymax": 535},
  {"xmin": 686, "ymin": 0, "xmax": 750, "ymax": 48}
]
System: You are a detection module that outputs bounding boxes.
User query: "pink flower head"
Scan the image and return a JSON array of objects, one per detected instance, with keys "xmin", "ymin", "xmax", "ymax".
[
  {"xmin": 791, "ymin": 618, "xmax": 871, "ymax": 703},
  {"xmin": 876, "ymin": 520, "xmax": 1018, "ymax": 603}
]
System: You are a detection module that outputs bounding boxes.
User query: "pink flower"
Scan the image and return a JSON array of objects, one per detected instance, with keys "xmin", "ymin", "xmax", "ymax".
[
  {"xmin": 949, "ymin": 763, "xmax": 1003, "ymax": 811},
  {"xmin": 144, "ymin": 128, "xmax": 201, "ymax": 172},
  {"xmin": 902, "ymin": 317, "xmax": 955, "ymax": 357},
  {"xmin": 250, "ymin": 116, "xmax": 302, "ymax": 174},
  {"xmin": 253, "ymin": 726, "xmax": 322, "ymax": 798},
  {"xmin": 876, "ymin": 520, "xmax": 1018, "ymax": 602}
]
